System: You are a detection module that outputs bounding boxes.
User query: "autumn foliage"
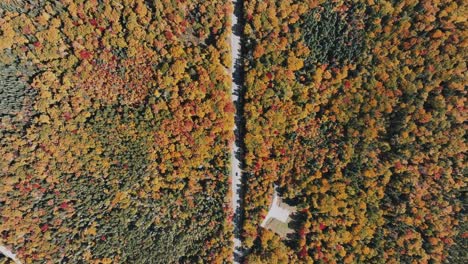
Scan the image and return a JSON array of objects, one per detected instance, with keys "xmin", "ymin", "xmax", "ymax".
[
  {"xmin": 0, "ymin": 0, "xmax": 233, "ymax": 262},
  {"xmin": 242, "ymin": 0, "xmax": 466, "ymax": 263},
  {"xmin": 0, "ymin": 0, "xmax": 466, "ymax": 263}
]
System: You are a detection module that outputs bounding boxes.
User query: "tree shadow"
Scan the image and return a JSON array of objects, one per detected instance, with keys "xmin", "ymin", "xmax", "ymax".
[
  {"xmin": 284, "ymin": 211, "xmax": 307, "ymax": 249},
  {"xmin": 231, "ymin": 0, "xmax": 247, "ymax": 262}
]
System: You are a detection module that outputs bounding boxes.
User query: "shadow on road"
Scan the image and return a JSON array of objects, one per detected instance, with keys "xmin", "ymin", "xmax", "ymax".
[{"xmin": 231, "ymin": 0, "xmax": 247, "ymax": 263}]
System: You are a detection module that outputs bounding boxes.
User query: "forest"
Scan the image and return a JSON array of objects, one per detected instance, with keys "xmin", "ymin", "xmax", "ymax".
[
  {"xmin": 241, "ymin": 0, "xmax": 466, "ymax": 263},
  {"xmin": 0, "ymin": 0, "xmax": 233, "ymax": 262},
  {"xmin": 0, "ymin": 0, "xmax": 466, "ymax": 263}
]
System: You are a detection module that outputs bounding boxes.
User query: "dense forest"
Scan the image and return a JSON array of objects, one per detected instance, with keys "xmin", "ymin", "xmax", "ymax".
[
  {"xmin": 0, "ymin": 0, "xmax": 233, "ymax": 262},
  {"xmin": 0, "ymin": 0, "xmax": 466, "ymax": 263},
  {"xmin": 241, "ymin": 0, "xmax": 466, "ymax": 263}
]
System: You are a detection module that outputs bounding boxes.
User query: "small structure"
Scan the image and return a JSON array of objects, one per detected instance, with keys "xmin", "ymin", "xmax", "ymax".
[{"xmin": 260, "ymin": 187, "xmax": 296, "ymax": 238}]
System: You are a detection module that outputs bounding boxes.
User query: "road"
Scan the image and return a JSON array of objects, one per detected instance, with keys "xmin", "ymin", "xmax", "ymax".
[
  {"xmin": 230, "ymin": 0, "xmax": 243, "ymax": 263},
  {"xmin": 0, "ymin": 245, "xmax": 21, "ymax": 264}
]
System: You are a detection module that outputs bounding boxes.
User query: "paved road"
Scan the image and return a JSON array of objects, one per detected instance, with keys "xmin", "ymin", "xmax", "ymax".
[
  {"xmin": 230, "ymin": 0, "xmax": 243, "ymax": 263},
  {"xmin": 0, "ymin": 245, "xmax": 22, "ymax": 264}
]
